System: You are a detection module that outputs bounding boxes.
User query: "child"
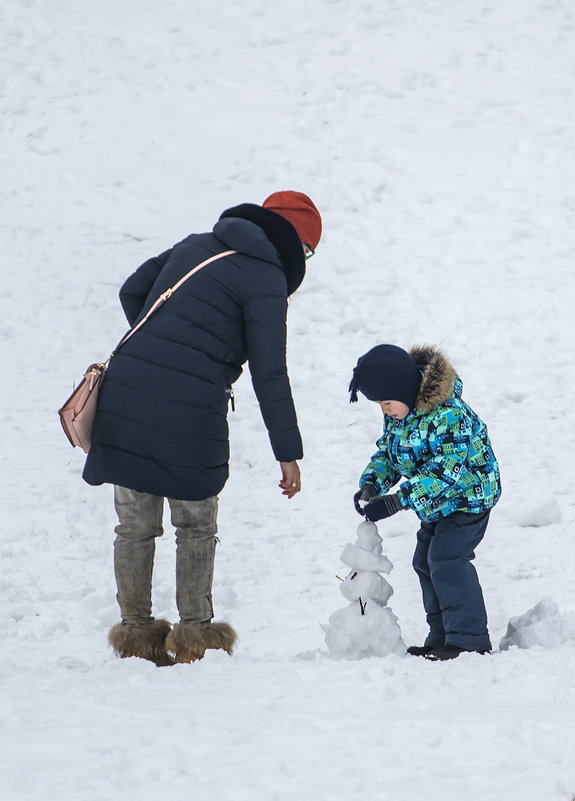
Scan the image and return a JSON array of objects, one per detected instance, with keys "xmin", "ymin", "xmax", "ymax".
[{"xmin": 349, "ymin": 344, "xmax": 501, "ymax": 660}]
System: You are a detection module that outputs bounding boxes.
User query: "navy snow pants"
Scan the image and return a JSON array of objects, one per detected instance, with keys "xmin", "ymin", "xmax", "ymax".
[{"xmin": 412, "ymin": 510, "xmax": 492, "ymax": 652}]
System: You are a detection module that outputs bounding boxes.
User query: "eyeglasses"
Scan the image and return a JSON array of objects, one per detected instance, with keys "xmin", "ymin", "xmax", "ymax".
[{"xmin": 304, "ymin": 244, "xmax": 315, "ymax": 260}]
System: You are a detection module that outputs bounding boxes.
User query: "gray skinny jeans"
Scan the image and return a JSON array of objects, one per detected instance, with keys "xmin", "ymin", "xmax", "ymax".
[{"xmin": 113, "ymin": 485, "xmax": 218, "ymax": 625}]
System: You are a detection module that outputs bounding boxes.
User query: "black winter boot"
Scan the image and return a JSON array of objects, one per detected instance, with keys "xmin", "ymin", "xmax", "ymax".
[
  {"xmin": 407, "ymin": 645, "xmax": 436, "ymax": 657},
  {"xmin": 424, "ymin": 645, "xmax": 491, "ymax": 661},
  {"xmin": 424, "ymin": 645, "xmax": 463, "ymax": 660}
]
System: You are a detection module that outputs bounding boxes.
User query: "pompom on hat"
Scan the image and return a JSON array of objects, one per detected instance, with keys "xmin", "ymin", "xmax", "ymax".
[
  {"xmin": 349, "ymin": 344, "xmax": 422, "ymax": 411},
  {"xmin": 262, "ymin": 190, "xmax": 322, "ymax": 250}
]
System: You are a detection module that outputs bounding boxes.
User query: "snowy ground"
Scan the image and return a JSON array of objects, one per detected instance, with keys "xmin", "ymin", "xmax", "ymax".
[{"xmin": 2, "ymin": 1, "xmax": 575, "ymax": 799}]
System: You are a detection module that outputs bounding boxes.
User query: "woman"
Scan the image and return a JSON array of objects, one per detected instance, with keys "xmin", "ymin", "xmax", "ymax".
[{"xmin": 83, "ymin": 190, "xmax": 322, "ymax": 665}]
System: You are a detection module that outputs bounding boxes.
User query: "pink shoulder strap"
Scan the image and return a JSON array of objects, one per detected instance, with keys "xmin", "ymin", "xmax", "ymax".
[{"xmin": 112, "ymin": 249, "xmax": 237, "ymax": 357}]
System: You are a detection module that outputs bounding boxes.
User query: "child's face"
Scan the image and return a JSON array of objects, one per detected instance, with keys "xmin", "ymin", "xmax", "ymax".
[{"xmin": 375, "ymin": 400, "xmax": 410, "ymax": 420}]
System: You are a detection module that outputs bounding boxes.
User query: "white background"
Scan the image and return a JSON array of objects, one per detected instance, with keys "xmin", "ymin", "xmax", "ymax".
[{"xmin": 2, "ymin": 1, "xmax": 575, "ymax": 799}]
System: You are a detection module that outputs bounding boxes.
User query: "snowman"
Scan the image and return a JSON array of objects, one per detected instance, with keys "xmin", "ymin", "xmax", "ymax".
[{"xmin": 323, "ymin": 519, "xmax": 406, "ymax": 659}]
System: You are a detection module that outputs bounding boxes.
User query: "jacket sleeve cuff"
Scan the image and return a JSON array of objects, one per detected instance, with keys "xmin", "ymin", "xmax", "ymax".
[
  {"xmin": 397, "ymin": 488, "xmax": 410, "ymax": 510},
  {"xmin": 269, "ymin": 428, "xmax": 303, "ymax": 462}
]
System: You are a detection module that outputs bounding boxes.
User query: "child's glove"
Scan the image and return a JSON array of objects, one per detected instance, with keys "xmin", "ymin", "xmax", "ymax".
[
  {"xmin": 353, "ymin": 484, "xmax": 378, "ymax": 515},
  {"xmin": 364, "ymin": 493, "xmax": 403, "ymax": 522}
]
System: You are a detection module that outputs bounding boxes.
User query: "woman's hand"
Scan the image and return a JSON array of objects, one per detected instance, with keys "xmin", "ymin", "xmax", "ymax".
[{"xmin": 279, "ymin": 461, "xmax": 301, "ymax": 498}]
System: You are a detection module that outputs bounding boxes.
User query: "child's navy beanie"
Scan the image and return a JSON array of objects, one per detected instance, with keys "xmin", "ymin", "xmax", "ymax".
[{"xmin": 349, "ymin": 344, "xmax": 422, "ymax": 409}]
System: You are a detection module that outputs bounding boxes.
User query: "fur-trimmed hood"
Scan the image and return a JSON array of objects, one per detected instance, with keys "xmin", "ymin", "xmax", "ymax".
[{"xmin": 410, "ymin": 346, "xmax": 458, "ymax": 414}]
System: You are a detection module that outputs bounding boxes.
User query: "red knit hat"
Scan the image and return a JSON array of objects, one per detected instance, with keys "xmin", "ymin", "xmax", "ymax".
[{"xmin": 262, "ymin": 190, "xmax": 322, "ymax": 250}]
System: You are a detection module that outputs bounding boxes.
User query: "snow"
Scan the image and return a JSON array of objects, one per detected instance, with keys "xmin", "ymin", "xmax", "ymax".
[
  {"xmin": 323, "ymin": 602, "xmax": 406, "ymax": 660},
  {"xmin": 500, "ymin": 598, "xmax": 575, "ymax": 651},
  {"xmin": 2, "ymin": 0, "xmax": 575, "ymax": 799},
  {"xmin": 513, "ymin": 497, "xmax": 563, "ymax": 527}
]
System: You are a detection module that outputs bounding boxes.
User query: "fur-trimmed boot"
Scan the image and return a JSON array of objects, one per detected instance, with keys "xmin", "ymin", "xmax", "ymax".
[
  {"xmin": 108, "ymin": 619, "xmax": 175, "ymax": 667},
  {"xmin": 165, "ymin": 621, "xmax": 237, "ymax": 663}
]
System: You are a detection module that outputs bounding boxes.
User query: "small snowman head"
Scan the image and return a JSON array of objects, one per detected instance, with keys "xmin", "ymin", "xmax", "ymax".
[{"xmin": 356, "ymin": 520, "xmax": 382, "ymax": 553}]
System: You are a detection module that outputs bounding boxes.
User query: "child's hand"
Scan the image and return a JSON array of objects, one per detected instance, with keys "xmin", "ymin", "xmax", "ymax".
[
  {"xmin": 353, "ymin": 484, "xmax": 378, "ymax": 515},
  {"xmin": 364, "ymin": 493, "xmax": 403, "ymax": 521}
]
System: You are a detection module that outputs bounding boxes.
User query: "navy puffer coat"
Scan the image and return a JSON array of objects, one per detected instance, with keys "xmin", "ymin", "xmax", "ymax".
[{"xmin": 82, "ymin": 204, "xmax": 305, "ymax": 501}]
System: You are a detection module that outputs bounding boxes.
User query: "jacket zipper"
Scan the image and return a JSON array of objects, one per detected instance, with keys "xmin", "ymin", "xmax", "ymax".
[{"xmin": 226, "ymin": 387, "xmax": 235, "ymax": 412}]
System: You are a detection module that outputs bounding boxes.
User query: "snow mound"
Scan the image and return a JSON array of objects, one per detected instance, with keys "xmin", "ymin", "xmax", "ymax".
[
  {"xmin": 512, "ymin": 498, "xmax": 562, "ymax": 528},
  {"xmin": 499, "ymin": 598, "xmax": 575, "ymax": 650}
]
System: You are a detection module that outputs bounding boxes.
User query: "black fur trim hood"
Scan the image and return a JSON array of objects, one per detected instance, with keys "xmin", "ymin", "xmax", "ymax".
[
  {"xmin": 411, "ymin": 346, "xmax": 458, "ymax": 413},
  {"xmin": 217, "ymin": 203, "xmax": 306, "ymax": 295}
]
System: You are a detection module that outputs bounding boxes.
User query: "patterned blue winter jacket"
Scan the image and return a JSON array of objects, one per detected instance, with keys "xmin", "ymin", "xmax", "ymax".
[{"xmin": 360, "ymin": 346, "xmax": 501, "ymax": 523}]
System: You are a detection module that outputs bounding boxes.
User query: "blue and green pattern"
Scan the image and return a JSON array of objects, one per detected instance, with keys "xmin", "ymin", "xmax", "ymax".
[{"xmin": 360, "ymin": 377, "xmax": 501, "ymax": 523}]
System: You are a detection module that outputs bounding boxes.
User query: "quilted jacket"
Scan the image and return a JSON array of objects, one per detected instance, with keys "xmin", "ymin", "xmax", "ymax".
[{"xmin": 83, "ymin": 204, "xmax": 305, "ymax": 501}]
